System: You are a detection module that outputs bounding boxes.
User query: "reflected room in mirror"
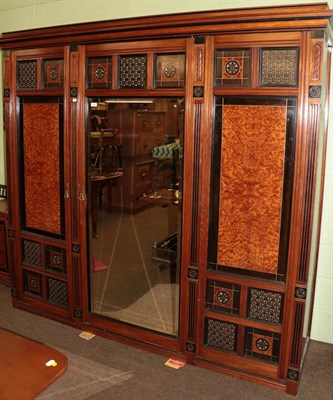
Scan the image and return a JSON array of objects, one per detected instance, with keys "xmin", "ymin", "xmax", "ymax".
[{"xmin": 87, "ymin": 97, "xmax": 184, "ymax": 336}]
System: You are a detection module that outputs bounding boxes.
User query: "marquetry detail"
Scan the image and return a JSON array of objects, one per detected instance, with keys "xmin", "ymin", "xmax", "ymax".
[
  {"xmin": 11, "ymin": 289, "xmax": 18, "ymax": 298},
  {"xmin": 22, "ymin": 240, "xmax": 42, "ymax": 267},
  {"xmin": 186, "ymin": 342, "xmax": 196, "ymax": 353},
  {"xmin": 205, "ymin": 318, "xmax": 237, "ymax": 352},
  {"xmin": 193, "ymin": 86, "xmax": 204, "ymax": 98},
  {"xmin": 188, "ymin": 268, "xmax": 198, "ymax": 280},
  {"xmin": 260, "ymin": 48, "xmax": 299, "ymax": 87},
  {"xmin": 45, "ymin": 246, "xmax": 66, "ymax": 275},
  {"xmin": 155, "ymin": 53, "xmax": 185, "ymax": 88},
  {"xmin": 3, "ymin": 89, "xmax": 10, "ymax": 98},
  {"xmin": 72, "ymin": 243, "xmax": 80, "ymax": 253},
  {"xmin": 206, "ymin": 280, "xmax": 240, "ymax": 316},
  {"xmin": 17, "ymin": 60, "xmax": 37, "ymax": 89},
  {"xmin": 309, "ymin": 85, "xmax": 322, "ymax": 98},
  {"xmin": 119, "ymin": 55, "xmax": 147, "ymax": 88},
  {"xmin": 3, "ymin": 54, "xmax": 10, "ymax": 88},
  {"xmin": 287, "ymin": 369, "xmax": 300, "ymax": 381},
  {"xmin": 215, "ymin": 49, "xmax": 251, "ymax": 87},
  {"xmin": 295, "ymin": 287, "xmax": 307, "ymax": 300},
  {"xmin": 47, "ymin": 277, "xmax": 68, "ymax": 306},
  {"xmin": 248, "ymin": 288, "xmax": 283, "ymax": 324},
  {"xmin": 245, "ymin": 328, "xmax": 281, "ymax": 364},
  {"xmin": 310, "ymin": 40, "xmax": 323, "ymax": 82},
  {"xmin": 195, "ymin": 46, "xmax": 204, "ymax": 83},
  {"xmin": 43, "ymin": 59, "xmax": 64, "ymax": 88},
  {"xmin": 70, "ymin": 87, "xmax": 78, "ymax": 97},
  {"xmin": 8, "ymin": 229, "xmax": 14, "ymax": 238},
  {"xmin": 24, "ymin": 270, "xmax": 43, "ymax": 296},
  {"xmin": 87, "ymin": 57, "xmax": 112, "ymax": 89},
  {"xmin": 74, "ymin": 310, "xmax": 82, "ymax": 318},
  {"xmin": 290, "ymin": 302, "xmax": 305, "ymax": 367}
]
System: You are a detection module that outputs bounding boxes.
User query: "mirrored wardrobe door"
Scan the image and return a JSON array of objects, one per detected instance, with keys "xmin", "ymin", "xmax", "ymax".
[{"xmin": 87, "ymin": 97, "xmax": 184, "ymax": 336}]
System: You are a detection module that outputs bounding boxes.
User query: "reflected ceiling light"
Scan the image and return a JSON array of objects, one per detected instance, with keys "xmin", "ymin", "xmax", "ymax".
[{"xmin": 103, "ymin": 99, "xmax": 154, "ymax": 104}]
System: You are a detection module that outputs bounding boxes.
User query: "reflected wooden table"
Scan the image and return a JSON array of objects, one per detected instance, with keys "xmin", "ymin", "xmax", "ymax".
[{"xmin": 90, "ymin": 172, "xmax": 123, "ymax": 238}]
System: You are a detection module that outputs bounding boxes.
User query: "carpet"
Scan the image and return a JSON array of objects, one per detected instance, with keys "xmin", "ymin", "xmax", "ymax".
[{"xmin": 0, "ymin": 328, "xmax": 67, "ymax": 400}]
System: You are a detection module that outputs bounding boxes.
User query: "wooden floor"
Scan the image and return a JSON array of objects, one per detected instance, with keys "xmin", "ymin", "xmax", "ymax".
[{"xmin": 0, "ymin": 328, "xmax": 67, "ymax": 400}]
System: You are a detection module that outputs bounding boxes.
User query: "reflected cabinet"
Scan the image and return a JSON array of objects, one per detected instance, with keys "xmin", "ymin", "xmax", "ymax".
[{"xmin": 1, "ymin": 3, "xmax": 332, "ymax": 395}]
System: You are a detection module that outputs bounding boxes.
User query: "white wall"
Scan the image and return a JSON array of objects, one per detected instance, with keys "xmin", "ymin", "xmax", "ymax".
[{"xmin": 0, "ymin": 0, "xmax": 332, "ymax": 343}]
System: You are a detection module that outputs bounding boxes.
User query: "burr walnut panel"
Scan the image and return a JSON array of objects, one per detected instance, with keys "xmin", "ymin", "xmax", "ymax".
[
  {"xmin": 22, "ymin": 101, "xmax": 62, "ymax": 235},
  {"xmin": 217, "ymin": 102, "xmax": 287, "ymax": 274}
]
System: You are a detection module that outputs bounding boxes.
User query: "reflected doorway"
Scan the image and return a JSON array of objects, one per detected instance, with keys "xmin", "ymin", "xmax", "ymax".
[{"xmin": 87, "ymin": 97, "xmax": 184, "ymax": 336}]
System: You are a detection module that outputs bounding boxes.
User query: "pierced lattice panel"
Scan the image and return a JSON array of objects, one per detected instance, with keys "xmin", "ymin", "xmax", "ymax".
[
  {"xmin": 22, "ymin": 240, "xmax": 41, "ymax": 267},
  {"xmin": 47, "ymin": 278, "xmax": 68, "ymax": 306},
  {"xmin": 17, "ymin": 60, "xmax": 37, "ymax": 89},
  {"xmin": 119, "ymin": 55, "xmax": 147, "ymax": 88},
  {"xmin": 205, "ymin": 318, "xmax": 237, "ymax": 352},
  {"xmin": 260, "ymin": 48, "xmax": 299, "ymax": 87},
  {"xmin": 248, "ymin": 288, "xmax": 283, "ymax": 324}
]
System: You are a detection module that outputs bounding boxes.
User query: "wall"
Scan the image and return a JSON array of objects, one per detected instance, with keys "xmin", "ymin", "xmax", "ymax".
[{"xmin": 0, "ymin": 0, "xmax": 332, "ymax": 343}]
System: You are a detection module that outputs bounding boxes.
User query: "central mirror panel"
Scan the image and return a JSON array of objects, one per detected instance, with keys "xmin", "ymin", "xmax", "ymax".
[{"xmin": 87, "ymin": 97, "xmax": 184, "ymax": 336}]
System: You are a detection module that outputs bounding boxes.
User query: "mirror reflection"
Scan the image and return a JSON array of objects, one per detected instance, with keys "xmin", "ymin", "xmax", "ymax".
[{"xmin": 87, "ymin": 97, "xmax": 184, "ymax": 336}]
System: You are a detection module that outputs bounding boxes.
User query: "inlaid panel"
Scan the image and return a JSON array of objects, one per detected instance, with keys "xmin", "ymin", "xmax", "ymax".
[
  {"xmin": 42, "ymin": 59, "xmax": 64, "ymax": 88},
  {"xmin": 217, "ymin": 100, "xmax": 287, "ymax": 274},
  {"xmin": 23, "ymin": 270, "xmax": 43, "ymax": 297},
  {"xmin": 45, "ymin": 245, "xmax": 66, "ymax": 275},
  {"xmin": 206, "ymin": 280, "xmax": 241, "ymax": 316},
  {"xmin": 155, "ymin": 53, "xmax": 185, "ymax": 87},
  {"xmin": 245, "ymin": 327, "xmax": 281, "ymax": 364},
  {"xmin": 22, "ymin": 100, "xmax": 63, "ymax": 235},
  {"xmin": 260, "ymin": 48, "xmax": 299, "ymax": 87},
  {"xmin": 215, "ymin": 49, "xmax": 251, "ymax": 86},
  {"xmin": 87, "ymin": 57, "xmax": 112, "ymax": 89}
]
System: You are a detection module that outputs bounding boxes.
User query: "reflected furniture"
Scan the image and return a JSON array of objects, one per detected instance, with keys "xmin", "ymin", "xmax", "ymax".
[{"xmin": 90, "ymin": 172, "xmax": 123, "ymax": 238}]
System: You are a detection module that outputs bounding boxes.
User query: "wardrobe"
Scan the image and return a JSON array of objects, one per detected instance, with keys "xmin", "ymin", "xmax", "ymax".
[{"xmin": 0, "ymin": 3, "xmax": 332, "ymax": 395}]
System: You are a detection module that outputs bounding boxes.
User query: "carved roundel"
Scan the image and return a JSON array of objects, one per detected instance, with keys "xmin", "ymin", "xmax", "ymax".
[
  {"xmin": 255, "ymin": 338, "xmax": 270, "ymax": 352},
  {"xmin": 52, "ymin": 255, "xmax": 62, "ymax": 266},
  {"xmin": 163, "ymin": 63, "xmax": 177, "ymax": 78},
  {"xmin": 225, "ymin": 60, "xmax": 240, "ymax": 76},
  {"xmin": 49, "ymin": 68, "xmax": 59, "ymax": 80},
  {"xmin": 95, "ymin": 66, "xmax": 105, "ymax": 80},
  {"xmin": 295, "ymin": 287, "xmax": 307, "ymax": 299},
  {"xmin": 216, "ymin": 290, "xmax": 230, "ymax": 305},
  {"xmin": 309, "ymin": 85, "xmax": 322, "ymax": 98},
  {"xmin": 30, "ymin": 278, "xmax": 39, "ymax": 290}
]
